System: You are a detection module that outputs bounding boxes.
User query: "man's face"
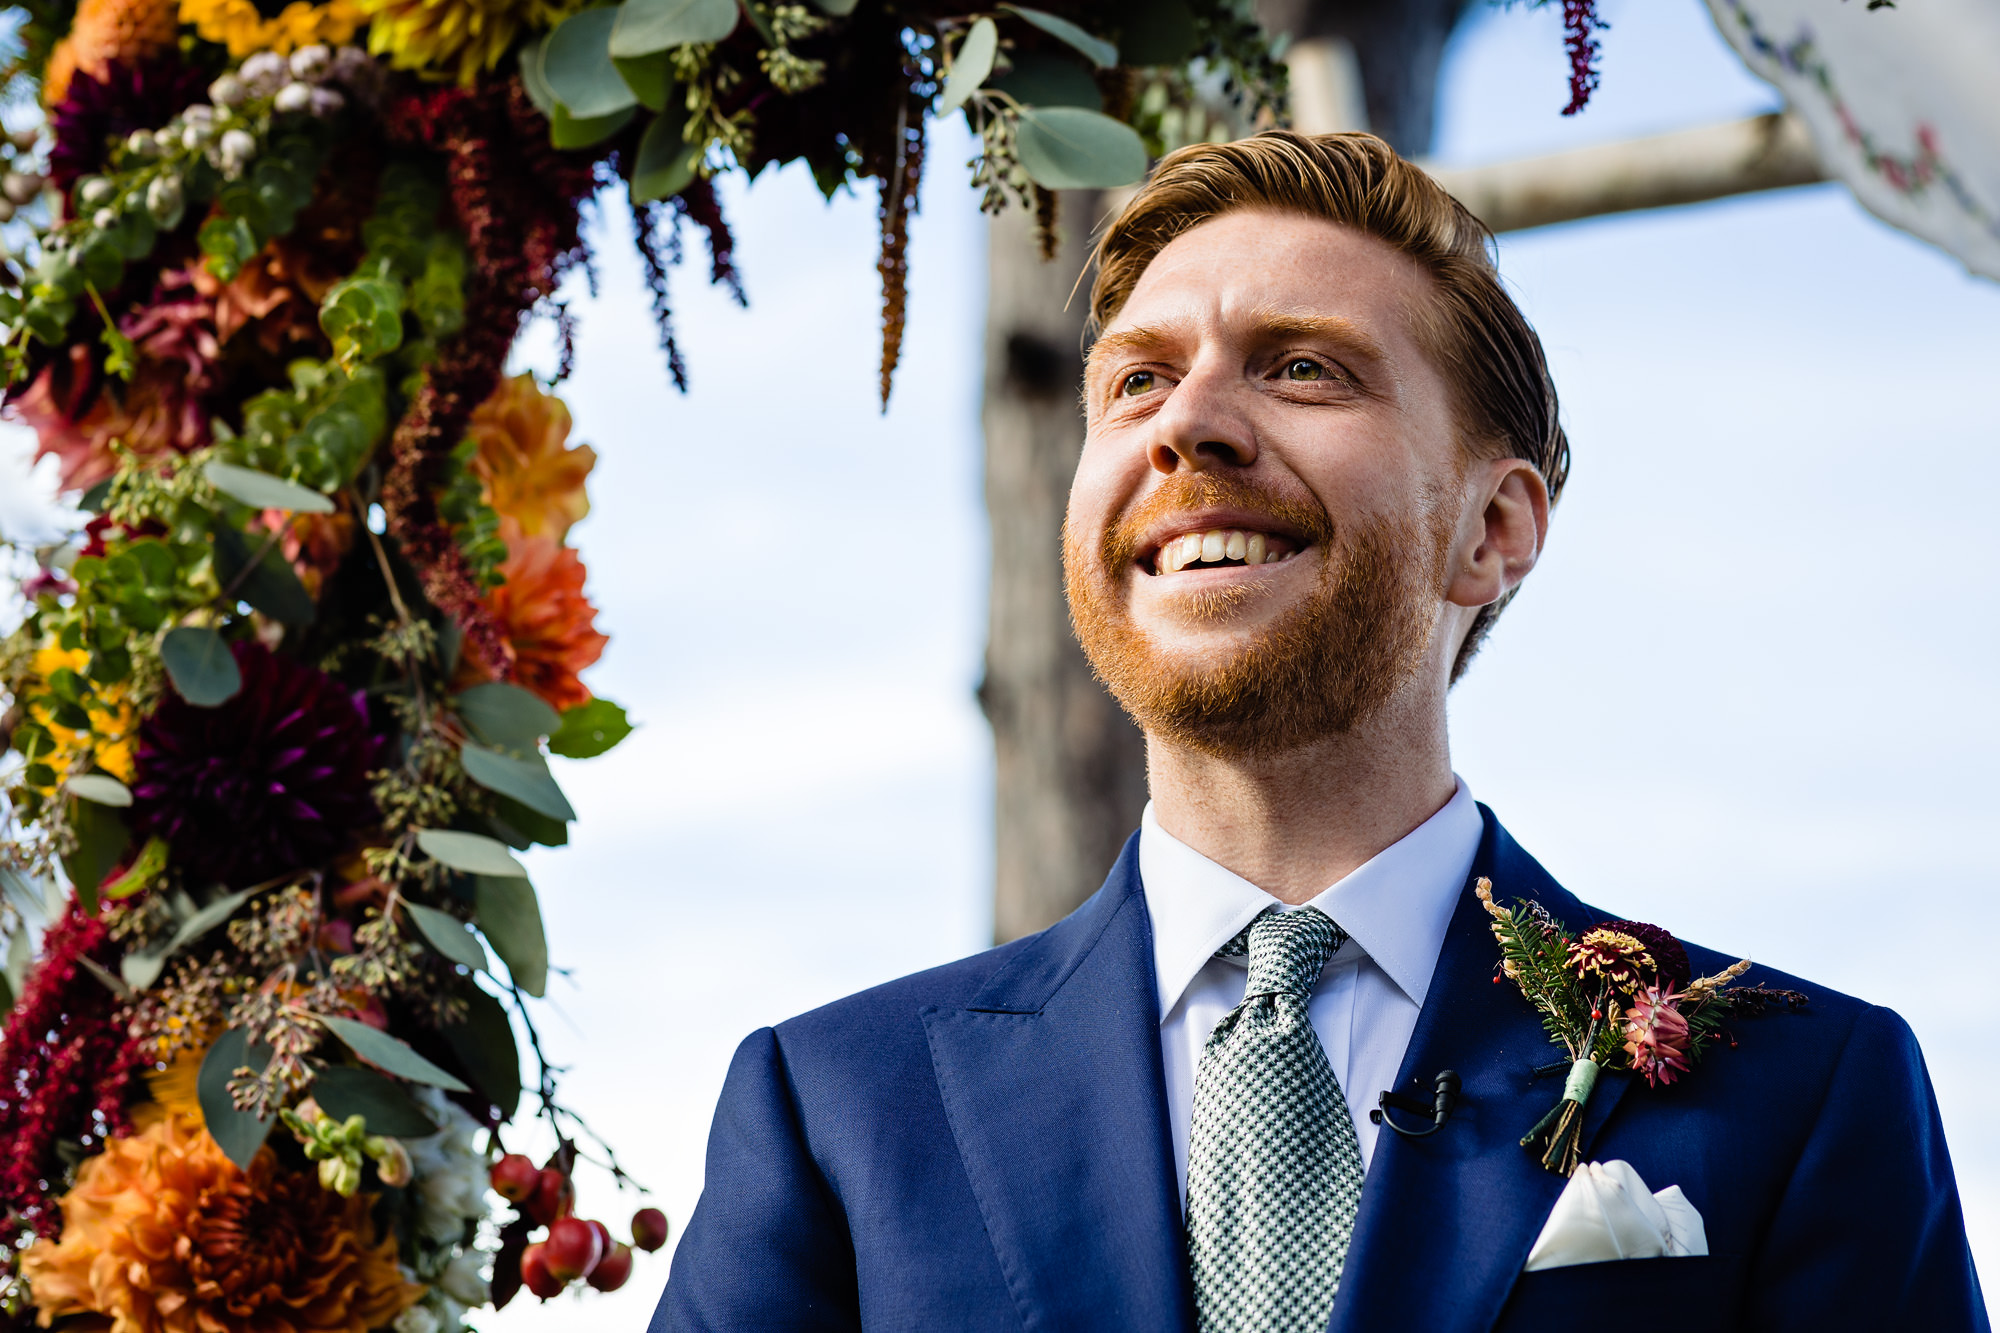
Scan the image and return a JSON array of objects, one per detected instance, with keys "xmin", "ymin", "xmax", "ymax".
[{"xmin": 1065, "ymin": 208, "xmax": 1475, "ymax": 756}]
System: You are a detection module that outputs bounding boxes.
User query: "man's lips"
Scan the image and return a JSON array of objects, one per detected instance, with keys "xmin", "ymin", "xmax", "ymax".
[{"xmin": 1137, "ymin": 512, "xmax": 1310, "ymax": 576}]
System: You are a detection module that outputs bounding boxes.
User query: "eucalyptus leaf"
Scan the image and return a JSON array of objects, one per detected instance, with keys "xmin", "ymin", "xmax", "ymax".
[
  {"xmin": 809, "ymin": 0, "xmax": 856, "ymax": 13},
  {"xmin": 609, "ymin": 0, "xmax": 737, "ymax": 58},
  {"xmin": 456, "ymin": 682, "xmax": 561, "ymax": 748},
  {"xmin": 446, "ymin": 985, "xmax": 522, "ymax": 1121},
  {"xmin": 313, "ymin": 1065, "xmax": 442, "ymax": 1137},
  {"xmin": 203, "ymin": 460, "xmax": 335, "ymax": 514},
  {"xmin": 938, "ymin": 18, "xmax": 998, "ymax": 115},
  {"xmin": 988, "ymin": 51, "xmax": 1102, "ymax": 111},
  {"xmin": 66, "ymin": 773, "xmax": 131, "ymax": 807},
  {"xmin": 404, "ymin": 901, "xmax": 490, "ymax": 973},
  {"xmin": 550, "ymin": 103, "xmax": 636, "ymax": 150},
  {"xmin": 477, "ymin": 875, "xmax": 549, "ymax": 997},
  {"xmin": 318, "ymin": 1014, "xmax": 471, "ymax": 1092},
  {"xmin": 519, "ymin": 37, "xmax": 557, "ymax": 116},
  {"xmin": 548, "ymin": 697, "xmax": 633, "ymax": 759},
  {"xmin": 631, "ymin": 113, "xmax": 701, "ymax": 203},
  {"xmin": 62, "ymin": 795, "xmax": 128, "ymax": 915},
  {"xmin": 415, "ymin": 828, "xmax": 528, "ymax": 878},
  {"xmin": 1015, "ymin": 106, "xmax": 1148, "ymax": 189},
  {"xmin": 198, "ymin": 1029, "xmax": 275, "ymax": 1168},
  {"xmin": 544, "ymin": 8, "xmax": 638, "ymax": 119},
  {"xmin": 1003, "ymin": 4, "xmax": 1117, "ymax": 68},
  {"xmin": 124, "ymin": 884, "xmax": 257, "ymax": 988},
  {"xmin": 486, "ymin": 795, "xmax": 570, "ymax": 850},
  {"xmin": 612, "ymin": 50, "xmax": 674, "ymax": 111},
  {"xmin": 461, "ymin": 743, "xmax": 577, "ymax": 822},
  {"xmin": 213, "ymin": 523, "xmax": 315, "ymax": 626},
  {"xmin": 0, "ymin": 968, "xmax": 12, "ymax": 1017},
  {"xmin": 160, "ymin": 626, "xmax": 242, "ymax": 707}
]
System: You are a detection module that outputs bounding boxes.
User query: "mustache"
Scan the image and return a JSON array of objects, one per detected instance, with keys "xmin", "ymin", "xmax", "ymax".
[{"xmin": 1098, "ymin": 471, "xmax": 1338, "ymax": 570}]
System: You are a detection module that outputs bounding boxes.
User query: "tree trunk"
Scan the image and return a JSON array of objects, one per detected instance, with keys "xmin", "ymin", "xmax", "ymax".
[
  {"xmin": 980, "ymin": 5, "xmax": 1475, "ymax": 942},
  {"xmin": 981, "ymin": 193, "xmax": 1149, "ymax": 944}
]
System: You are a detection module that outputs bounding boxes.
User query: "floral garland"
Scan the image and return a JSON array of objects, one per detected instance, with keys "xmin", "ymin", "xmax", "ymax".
[
  {"xmin": 1477, "ymin": 879, "xmax": 1807, "ymax": 1176},
  {"xmin": 0, "ymin": 0, "xmax": 1295, "ymax": 1326}
]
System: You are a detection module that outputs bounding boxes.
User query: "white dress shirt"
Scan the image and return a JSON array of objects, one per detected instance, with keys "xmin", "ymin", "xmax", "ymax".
[{"xmin": 1142, "ymin": 779, "xmax": 1483, "ymax": 1202}]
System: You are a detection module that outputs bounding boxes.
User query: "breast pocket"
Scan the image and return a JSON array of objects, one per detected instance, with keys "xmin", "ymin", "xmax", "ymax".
[{"xmin": 1497, "ymin": 1255, "xmax": 1737, "ymax": 1329}]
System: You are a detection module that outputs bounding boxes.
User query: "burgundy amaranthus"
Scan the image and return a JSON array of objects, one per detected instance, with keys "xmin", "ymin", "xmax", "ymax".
[
  {"xmin": 0, "ymin": 908, "xmax": 145, "ymax": 1235},
  {"xmin": 379, "ymin": 80, "xmax": 597, "ymax": 679},
  {"xmin": 1561, "ymin": 0, "xmax": 1605, "ymax": 116}
]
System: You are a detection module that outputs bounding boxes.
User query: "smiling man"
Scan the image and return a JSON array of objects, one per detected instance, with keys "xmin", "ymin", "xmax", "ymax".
[{"xmin": 652, "ymin": 132, "xmax": 1985, "ymax": 1332}]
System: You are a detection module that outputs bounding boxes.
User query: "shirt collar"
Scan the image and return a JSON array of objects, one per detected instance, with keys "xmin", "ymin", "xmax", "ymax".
[{"xmin": 1139, "ymin": 779, "xmax": 1483, "ymax": 1025}]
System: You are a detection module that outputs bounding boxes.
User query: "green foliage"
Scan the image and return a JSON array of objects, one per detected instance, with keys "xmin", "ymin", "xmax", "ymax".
[
  {"xmin": 199, "ymin": 1029, "xmax": 277, "ymax": 1168},
  {"xmin": 160, "ymin": 625, "xmax": 243, "ymax": 705},
  {"xmin": 549, "ymin": 697, "xmax": 633, "ymax": 758},
  {"xmin": 317, "ymin": 1013, "xmax": 471, "ymax": 1092},
  {"xmin": 438, "ymin": 436, "xmax": 506, "ymax": 586},
  {"xmin": 311, "ymin": 1065, "xmax": 443, "ymax": 1137}
]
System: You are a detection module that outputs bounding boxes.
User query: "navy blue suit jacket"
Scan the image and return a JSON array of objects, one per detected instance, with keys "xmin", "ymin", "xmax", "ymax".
[{"xmin": 653, "ymin": 809, "xmax": 1987, "ymax": 1330}]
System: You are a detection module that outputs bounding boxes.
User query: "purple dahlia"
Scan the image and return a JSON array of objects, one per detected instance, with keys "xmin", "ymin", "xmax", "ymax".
[
  {"xmin": 131, "ymin": 641, "xmax": 379, "ymax": 887},
  {"xmin": 48, "ymin": 57, "xmax": 208, "ymax": 194},
  {"xmin": 1596, "ymin": 918, "xmax": 1691, "ymax": 990}
]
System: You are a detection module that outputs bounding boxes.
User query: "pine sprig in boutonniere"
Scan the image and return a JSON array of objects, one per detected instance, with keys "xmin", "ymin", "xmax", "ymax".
[{"xmin": 1475, "ymin": 879, "xmax": 1808, "ymax": 1176}]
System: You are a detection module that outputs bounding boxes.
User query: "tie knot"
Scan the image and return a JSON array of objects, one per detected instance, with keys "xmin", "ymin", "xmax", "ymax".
[{"xmin": 1219, "ymin": 907, "xmax": 1345, "ymax": 999}]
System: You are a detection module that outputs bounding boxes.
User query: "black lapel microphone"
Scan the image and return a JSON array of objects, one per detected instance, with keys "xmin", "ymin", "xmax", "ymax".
[{"xmin": 1369, "ymin": 1069, "xmax": 1461, "ymax": 1139}]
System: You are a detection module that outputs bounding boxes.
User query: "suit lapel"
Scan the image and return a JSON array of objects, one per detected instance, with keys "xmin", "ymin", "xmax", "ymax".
[
  {"xmin": 923, "ymin": 837, "xmax": 1193, "ymax": 1332},
  {"xmin": 1329, "ymin": 808, "xmax": 1631, "ymax": 1333}
]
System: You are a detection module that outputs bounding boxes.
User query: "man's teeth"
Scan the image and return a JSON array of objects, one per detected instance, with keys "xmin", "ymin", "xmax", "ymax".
[{"xmin": 1157, "ymin": 529, "xmax": 1294, "ymax": 573}]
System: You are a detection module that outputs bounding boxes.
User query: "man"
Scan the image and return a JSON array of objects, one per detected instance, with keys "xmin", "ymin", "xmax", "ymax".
[{"xmin": 652, "ymin": 132, "xmax": 1986, "ymax": 1331}]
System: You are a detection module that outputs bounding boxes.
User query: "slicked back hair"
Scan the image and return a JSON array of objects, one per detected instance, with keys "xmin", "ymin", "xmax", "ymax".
[{"xmin": 1086, "ymin": 130, "xmax": 1569, "ymax": 681}]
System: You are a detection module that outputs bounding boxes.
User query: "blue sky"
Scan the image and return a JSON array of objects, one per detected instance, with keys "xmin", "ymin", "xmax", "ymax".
[{"xmin": 3, "ymin": 0, "xmax": 1994, "ymax": 1323}]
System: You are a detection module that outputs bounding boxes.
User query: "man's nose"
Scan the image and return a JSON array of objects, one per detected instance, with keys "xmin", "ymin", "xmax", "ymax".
[{"xmin": 1145, "ymin": 367, "xmax": 1259, "ymax": 475}]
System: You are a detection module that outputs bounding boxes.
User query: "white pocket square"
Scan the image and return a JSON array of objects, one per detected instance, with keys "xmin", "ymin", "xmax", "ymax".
[{"xmin": 1523, "ymin": 1159, "xmax": 1708, "ymax": 1272}]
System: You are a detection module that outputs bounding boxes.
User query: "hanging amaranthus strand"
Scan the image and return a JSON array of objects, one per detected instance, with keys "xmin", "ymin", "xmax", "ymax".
[
  {"xmin": 1561, "ymin": 0, "xmax": 1605, "ymax": 116},
  {"xmin": 379, "ymin": 79, "xmax": 596, "ymax": 675},
  {"xmin": 874, "ymin": 77, "xmax": 926, "ymax": 411},
  {"xmin": 0, "ymin": 908, "xmax": 146, "ymax": 1235}
]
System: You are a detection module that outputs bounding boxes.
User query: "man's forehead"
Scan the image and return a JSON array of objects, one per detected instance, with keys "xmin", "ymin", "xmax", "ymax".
[{"xmin": 1093, "ymin": 212, "xmax": 1427, "ymax": 362}]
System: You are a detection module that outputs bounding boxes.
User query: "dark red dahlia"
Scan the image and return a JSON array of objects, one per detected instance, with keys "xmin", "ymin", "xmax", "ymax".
[
  {"xmin": 1597, "ymin": 918, "xmax": 1691, "ymax": 990},
  {"xmin": 131, "ymin": 641, "xmax": 379, "ymax": 887},
  {"xmin": 48, "ymin": 56, "xmax": 208, "ymax": 193}
]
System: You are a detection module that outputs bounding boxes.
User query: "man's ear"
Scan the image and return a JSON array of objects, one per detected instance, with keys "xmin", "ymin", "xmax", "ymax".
[{"xmin": 1445, "ymin": 458, "xmax": 1548, "ymax": 611}]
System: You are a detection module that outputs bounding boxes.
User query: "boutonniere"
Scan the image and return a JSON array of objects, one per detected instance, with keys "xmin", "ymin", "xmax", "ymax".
[{"xmin": 1475, "ymin": 879, "xmax": 1808, "ymax": 1176}]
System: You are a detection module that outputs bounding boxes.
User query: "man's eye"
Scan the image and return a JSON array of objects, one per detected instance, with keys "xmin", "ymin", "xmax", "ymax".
[
  {"xmin": 1284, "ymin": 358, "xmax": 1324, "ymax": 382},
  {"xmin": 1120, "ymin": 371, "xmax": 1156, "ymax": 397}
]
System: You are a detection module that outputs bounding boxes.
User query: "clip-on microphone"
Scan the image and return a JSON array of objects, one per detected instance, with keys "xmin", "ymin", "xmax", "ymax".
[{"xmin": 1370, "ymin": 1070, "xmax": 1461, "ymax": 1139}]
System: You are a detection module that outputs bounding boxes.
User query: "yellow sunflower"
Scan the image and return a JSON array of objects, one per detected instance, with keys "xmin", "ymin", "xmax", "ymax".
[
  {"xmin": 21, "ymin": 644, "xmax": 137, "ymax": 796},
  {"xmin": 178, "ymin": 0, "xmax": 364, "ymax": 58},
  {"xmin": 360, "ymin": 0, "xmax": 576, "ymax": 86}
]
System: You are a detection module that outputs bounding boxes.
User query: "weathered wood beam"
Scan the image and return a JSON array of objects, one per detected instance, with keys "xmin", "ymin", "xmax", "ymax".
[{"xmin": 1424, "ymin": 110, "xmax": 1824, "ymax": 234}]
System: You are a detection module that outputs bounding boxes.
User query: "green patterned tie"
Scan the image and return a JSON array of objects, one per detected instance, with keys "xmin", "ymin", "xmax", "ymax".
[{"xmin": 1186, "ymin": 906, "xmax": 1364, "ymax": 1333}]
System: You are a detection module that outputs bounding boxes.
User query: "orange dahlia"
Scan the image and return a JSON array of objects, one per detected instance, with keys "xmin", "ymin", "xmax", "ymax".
[
  {"xmin": 42, "ymin": 0, "xmax": 178, "ymax": 105},
  {"xmin": 456, "ymin": 519, "xmax": 607, "ymax": 711},
  {"xmin": 466, "ymin": 373, "xmax": 596, "ymax": 541},
  {"xmin": 19, "ymin": 1110, "xmax": 424, "ymax": 1333}
]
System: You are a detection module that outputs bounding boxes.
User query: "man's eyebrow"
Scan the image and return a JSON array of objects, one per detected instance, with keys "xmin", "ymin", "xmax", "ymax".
[
  {"xmin": 1084, "ymin": 311, "xmax": 1391, "ymax": 381},
  {"xmin": 1084, "ymin": 322, "xmax": 1189, "ymax": 379},
  {"xmin": 1243, "ymin": 311, "xmax": 1390, "ymax": 363}
]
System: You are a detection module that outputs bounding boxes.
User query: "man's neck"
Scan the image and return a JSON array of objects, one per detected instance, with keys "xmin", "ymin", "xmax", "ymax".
[{"xmin": 1144, "ymin": 695, "xmax": 1457, "ymax": 905}]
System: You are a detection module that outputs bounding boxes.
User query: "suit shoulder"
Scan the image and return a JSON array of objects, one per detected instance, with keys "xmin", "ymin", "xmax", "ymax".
[
  {"xmin": 1571, "ymin": 895, "xmax": 1885, "ymax": 1060},
  {"xmin": 774, "ymin": 933, "xmax": 1034, "ymax": 1046}
]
